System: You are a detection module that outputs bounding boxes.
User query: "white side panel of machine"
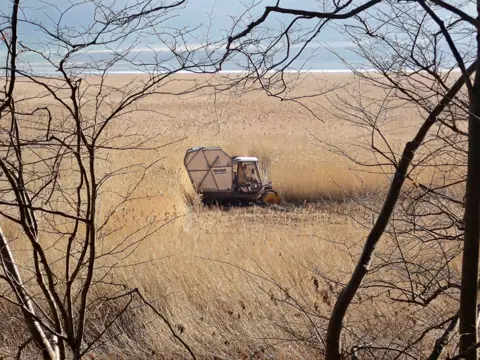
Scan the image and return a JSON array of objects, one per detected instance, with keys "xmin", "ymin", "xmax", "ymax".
[
  {"xmin": 184, "ymin": 147, "xmax": 233, "ymax": 192},
  {"xmin": 189, "ymin": 167, "xmax": 233, "ymax": 191}
]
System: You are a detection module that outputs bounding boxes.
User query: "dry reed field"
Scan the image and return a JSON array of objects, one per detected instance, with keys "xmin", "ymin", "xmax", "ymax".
[{"xmin": 3, "ymin": 73, "xmax": 439, "ymax": 359}]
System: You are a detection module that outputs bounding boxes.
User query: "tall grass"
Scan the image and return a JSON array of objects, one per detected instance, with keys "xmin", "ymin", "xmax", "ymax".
[
  {"xmin": 222, "ymin": 143, "xmax": 386, "ymax": 205},
  {"xmin": 0, "ymin": 74, "xmax": 434, "ymax": 358}
]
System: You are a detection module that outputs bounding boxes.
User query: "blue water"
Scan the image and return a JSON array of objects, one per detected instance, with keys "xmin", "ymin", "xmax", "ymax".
[
  {"xmin": 3, "ymin": 0, "xmax": 463, "ymax": 75},
  {"xmin": 12, "ymin": 40, "xmax": 367, "ymax": 75},
  {"xmin": 4, "ymin": 0, "xmax": 371, "ymax": 75}
]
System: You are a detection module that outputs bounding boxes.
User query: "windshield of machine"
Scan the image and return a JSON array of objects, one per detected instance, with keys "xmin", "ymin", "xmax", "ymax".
[{"xmin": 237, "ymin": 162, "xmax": 260, "ymax": 185}]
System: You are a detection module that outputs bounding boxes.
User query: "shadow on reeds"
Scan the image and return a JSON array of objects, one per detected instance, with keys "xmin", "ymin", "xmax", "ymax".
[
  {"xmin": 277, "ymin": 184, "xmax": 382, "ymax": 206},
  {"xmin": 181, "ymin": 182, "xmax": 384, "ymax": 211}
]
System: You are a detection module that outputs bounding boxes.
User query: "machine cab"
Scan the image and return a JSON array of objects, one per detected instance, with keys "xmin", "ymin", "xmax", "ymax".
[{"xmin": 232, "ymin": 157, "xmax": 262, "ymax": 193}]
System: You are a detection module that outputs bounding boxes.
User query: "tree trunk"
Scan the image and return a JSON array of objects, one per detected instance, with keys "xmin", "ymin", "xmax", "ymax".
[
  {"xmin": 459, "ymin": 57, "xmax": 480, "ymax": 360},
  {"xmin": 428, "ymin": 315, "xmax": 459, "ymax": 360},
  {"xmin": 325, "ymin": 139, "xmax": 420, "ymax": 360},
  {"xmin": 325, "ymin": 62, "xmax": 477, "ymax": 360},
  {"xmin": 0, "ymin": 226, "xmax": 56, "ymax": 359}
]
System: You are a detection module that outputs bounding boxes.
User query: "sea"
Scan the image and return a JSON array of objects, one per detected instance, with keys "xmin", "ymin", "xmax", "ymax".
[{"xmin": 11, "ymin": 41, "xmax": 370, "ymax": 76}]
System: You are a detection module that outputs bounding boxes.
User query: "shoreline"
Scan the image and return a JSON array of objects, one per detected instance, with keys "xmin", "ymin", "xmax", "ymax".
[{"xmin": 16, "ymin": 67, "xmax": 462, "ymax": 76}]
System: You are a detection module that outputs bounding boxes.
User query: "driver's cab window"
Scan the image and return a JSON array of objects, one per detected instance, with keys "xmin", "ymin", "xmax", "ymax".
[{"xmin": 237, "ymin": 162, "xmax": 260, "ymax": 185}]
